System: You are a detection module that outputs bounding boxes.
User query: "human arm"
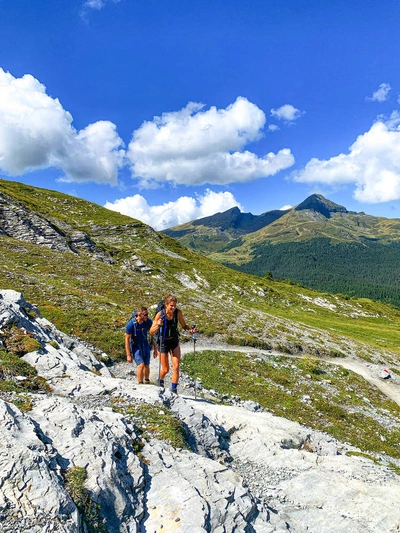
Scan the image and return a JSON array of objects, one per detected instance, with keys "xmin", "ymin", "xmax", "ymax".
[
  {"xmin": 149, "ymin": 312, "xmax": 162, "ymax": 336},
  {"xmin": 178, "ymin": 309, "xmax": 197, "ymax": 333},
  {"xmin": 125, "ymin": 333, "xmax": 133, "ymax": 363}
]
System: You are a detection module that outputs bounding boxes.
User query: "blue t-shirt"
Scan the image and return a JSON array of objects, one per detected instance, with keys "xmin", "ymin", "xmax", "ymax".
[{"xmin": 126, "ymin": 318, "xmax": 152, "ymax": 349}]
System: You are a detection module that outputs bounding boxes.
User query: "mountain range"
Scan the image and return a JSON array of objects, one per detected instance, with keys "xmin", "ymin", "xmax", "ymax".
[{"xmin": 163, "ymin": 194, "xmax": 400, "ymax": 307}]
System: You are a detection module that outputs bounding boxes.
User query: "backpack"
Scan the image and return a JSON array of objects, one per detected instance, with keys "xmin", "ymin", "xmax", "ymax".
[{"xmin": 152, "ymin": 300, "xmax": 179, "ymax": 345}]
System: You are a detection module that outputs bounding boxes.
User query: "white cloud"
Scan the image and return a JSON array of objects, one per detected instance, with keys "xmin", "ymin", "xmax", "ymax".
[
  {"xmin": 127, "ymin": 97, "xmax": 295, "ymax": 187},
  {"xmin": 104, "ymin": 189, "xmax": 244, "ymax": 230},
  {"xmin": 279, "ymin": 204, "xmax": 292, "ymax": 211},
  {"xmin": 292, "ymin": 112, "xmax": 400, "ymax": 203},
  {"xmin": 81, "ymin": 0, "xmax": 121, "ymax": 12},
  {"xmin": 270, "ymin": 104, "xmax": 305, "ymax": 122},
  {"xmin": 366, "ymin": 83, "xmax": 392, "ymax": 103},
  {"xmin": 268, "ymin": 124, "xmax": 280, "ymax": 132},
  {"xmin": 0, "ymin": 68, "xmax": 125, "ymax": 184}
]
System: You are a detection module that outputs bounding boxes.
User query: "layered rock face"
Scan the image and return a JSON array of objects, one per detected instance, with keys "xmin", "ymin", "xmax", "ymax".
[
  {"xmin": 1, "ymin": 290, "xmax": 400, "ymax": 532},
  {"xmin": 0, "ymin": 192, "xmax": 111, "ymax": 261}
]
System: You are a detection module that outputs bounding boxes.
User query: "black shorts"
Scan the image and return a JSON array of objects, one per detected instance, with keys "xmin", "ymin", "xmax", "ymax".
[{"xmin": 159, "ymin": 337, "xmax": 179, "ymax": 354}]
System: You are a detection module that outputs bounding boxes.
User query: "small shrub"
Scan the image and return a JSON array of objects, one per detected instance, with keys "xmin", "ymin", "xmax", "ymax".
[{"xmin": 2, "ymin": 327, "xmax": 41, "ymax": 355}]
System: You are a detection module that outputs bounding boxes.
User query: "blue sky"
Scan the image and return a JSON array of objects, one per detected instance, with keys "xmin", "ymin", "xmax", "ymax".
[{"xmin": 1, "ymin": 0, "xmax": 400, "ymax": 229}]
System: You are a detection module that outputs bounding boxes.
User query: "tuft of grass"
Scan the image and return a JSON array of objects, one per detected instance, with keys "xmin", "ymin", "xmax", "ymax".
[
  {"xmin": 13, "ymin": 395, "xmax": 33, "ymax": 412},
  {"xmin": 0, "ymin": 349, "xmax": 51, "ymax": 395},
  {"xmin": 113, "ymin": 400, "xmax": 189, "ymax": 450},
  {"xmin": 48, "ymin": 341, "xmax": 60, "ymax": 349},
  {"xmin": 1, "ymin": 326, "xmax": 42, "ymax": 355},
  {"xmin": 64, "ymin": 466, "xmax": 108, "ymax": 533}
]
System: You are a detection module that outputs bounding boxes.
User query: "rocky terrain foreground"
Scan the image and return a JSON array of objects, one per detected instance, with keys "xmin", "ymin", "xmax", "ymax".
[{"xmin": 1, "ymin": 290, "xmax": 400, "ymax": 532}]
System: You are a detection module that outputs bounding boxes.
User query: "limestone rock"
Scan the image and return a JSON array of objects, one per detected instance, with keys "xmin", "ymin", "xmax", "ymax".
[{"xmin": 2, "ymin": 290, "xmax": 400, "ymax": 532}]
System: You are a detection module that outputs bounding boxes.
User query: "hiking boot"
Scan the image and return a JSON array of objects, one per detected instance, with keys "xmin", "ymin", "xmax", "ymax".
[
  {"xmin": 156, "ymin": 378, "xmax": 164, "ymax": 388},
  {"xmin": 144, "ymin": 379, "xmax": 150, "ymax": 384}
]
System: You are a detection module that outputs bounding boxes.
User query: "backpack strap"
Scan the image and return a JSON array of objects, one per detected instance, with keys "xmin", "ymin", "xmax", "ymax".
[{"xmin": 160, "ymin": 308, "xmax": 179, "ymax": 342}]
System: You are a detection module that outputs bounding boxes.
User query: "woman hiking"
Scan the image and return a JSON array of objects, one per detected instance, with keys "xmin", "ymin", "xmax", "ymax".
[{"xmin": 150, "ymin": 294, "xmax": 196, "ymax": 394}]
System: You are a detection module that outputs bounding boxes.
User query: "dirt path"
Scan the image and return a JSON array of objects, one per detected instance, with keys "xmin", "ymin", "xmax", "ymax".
[
  {"xmin": 119, "ymin": 337, "xmax": 400, "ymax": 405},
  {"xmin": 178, "ymin": 339, "xmax": 400, "ymax": 407}
]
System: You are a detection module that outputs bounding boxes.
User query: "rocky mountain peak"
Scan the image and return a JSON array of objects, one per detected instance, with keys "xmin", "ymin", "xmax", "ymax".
[
  {"xmin": 295, "ymin": 194, "xmax": 348, "ymax": 218},
  {"xmin": 193, "ymin": 206, "xmax": 242, "ymax": 229}
]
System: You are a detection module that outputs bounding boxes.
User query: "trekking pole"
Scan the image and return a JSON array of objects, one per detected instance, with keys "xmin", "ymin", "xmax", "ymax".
[
  {"xmin": 192, "ymin": 323, "xmax": 197, "ymax": 399},
  {"xmin": 158, "ymin": 324, "xmax": 162, "ymax": 387}
]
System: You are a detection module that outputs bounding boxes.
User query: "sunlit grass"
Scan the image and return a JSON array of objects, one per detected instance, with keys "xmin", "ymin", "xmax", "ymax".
[{"xmin": 182, "ymin": 350, "xmax": 400, "ymax": 461}]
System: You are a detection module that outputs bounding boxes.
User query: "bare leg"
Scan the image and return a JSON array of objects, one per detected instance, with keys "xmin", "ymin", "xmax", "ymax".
[
  {"xmin": 171, "ymin": 345, "xmax": 181, "ymax": 384},
  {"xmin": 137, "ymin": 362, "xmax": 144, "ymax": 383},
  {"xmin": 159, "ymin": 352, "xmax": 170, "ymax": 380}
]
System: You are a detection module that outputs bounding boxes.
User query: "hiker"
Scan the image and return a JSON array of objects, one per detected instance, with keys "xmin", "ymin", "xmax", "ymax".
[
  {"xmin": 125, "ymin": 306, "xmax": 152, "ymax": 384},
  {"xmin": 149, "ymin": 294, "xmax": 197, "ymax": 394}
]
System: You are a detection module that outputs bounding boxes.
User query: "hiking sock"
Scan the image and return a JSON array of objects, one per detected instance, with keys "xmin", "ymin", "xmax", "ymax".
[{"xmin": 171, "ymin": 382, "xmax": 178, "ymax": 394}]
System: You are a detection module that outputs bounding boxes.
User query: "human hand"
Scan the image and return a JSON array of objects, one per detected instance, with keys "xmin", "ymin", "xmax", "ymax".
[{"xmin": 126, "ymin": 355, "xmax": 133, "ymax": 363}]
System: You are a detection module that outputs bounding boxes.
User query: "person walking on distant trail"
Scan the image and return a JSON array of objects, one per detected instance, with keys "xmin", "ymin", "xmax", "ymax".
[
  {"xmin": 150, "ymin": 294, "xmax": 197, "ymax": 394},
  {"xmin": 125, "ymin": 306, "xmax": 152, "ymax": 384}
]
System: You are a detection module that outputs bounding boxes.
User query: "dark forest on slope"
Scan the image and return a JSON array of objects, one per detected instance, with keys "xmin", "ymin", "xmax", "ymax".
[{"xmin": 223, "ymin": 238, "xmax": 400, "ymax": 308}]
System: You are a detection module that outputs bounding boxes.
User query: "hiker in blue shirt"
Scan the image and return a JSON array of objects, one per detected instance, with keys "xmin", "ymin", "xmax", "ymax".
[{"xmin": 125, "ymin": 306, "xmax": 153, "ymax": 384}]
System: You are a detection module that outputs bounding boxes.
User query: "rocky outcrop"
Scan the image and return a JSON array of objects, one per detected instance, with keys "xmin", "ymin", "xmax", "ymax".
[
  {"xmin": 0, "ymin": 192, "xmax": 112, "ymax": 262},
  {"xmin": 1, "ymin": 290, "xmax": 400, "ymax": 532}
]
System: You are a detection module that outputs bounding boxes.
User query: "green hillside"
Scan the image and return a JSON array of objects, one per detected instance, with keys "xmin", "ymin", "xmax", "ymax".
[{"xmin": 1, "ymin": 177, "xmax": 400, "ymax": 362}]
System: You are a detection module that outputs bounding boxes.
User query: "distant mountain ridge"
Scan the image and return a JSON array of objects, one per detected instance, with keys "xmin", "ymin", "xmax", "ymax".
[
  {"xmin": 163, "ymin": 194, "xmax": 355, "ymax": 242},
  {"xmin": 191, "ymin": 206, "xmax": 288, "ymax": 233},
  {"xmin": 163, "ymin": 194, "xmax": 400, "ymax": 307}
]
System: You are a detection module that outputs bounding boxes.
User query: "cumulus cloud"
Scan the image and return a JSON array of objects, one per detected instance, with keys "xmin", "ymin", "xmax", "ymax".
[
  {"xmin": 292, "ymin": 112, "xmax": 400, "ymax": 203},
  {"xmin": 270, "ymin": 104, "xmax": 305, "ymax": 122},
  {"xmin": 104, "ymin": 189, "xmax": 243, "ymax": 230},
  {"xmin": 0, "ymin": 68, "xmax": 125, "ymax": 184},
  {"xmin": 366, "ymin": 83, "xmax": 392, "ymax": 102},
  {"xmin": 127, "ymin": 97, "xmax": 294, "ymax": 187}
]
